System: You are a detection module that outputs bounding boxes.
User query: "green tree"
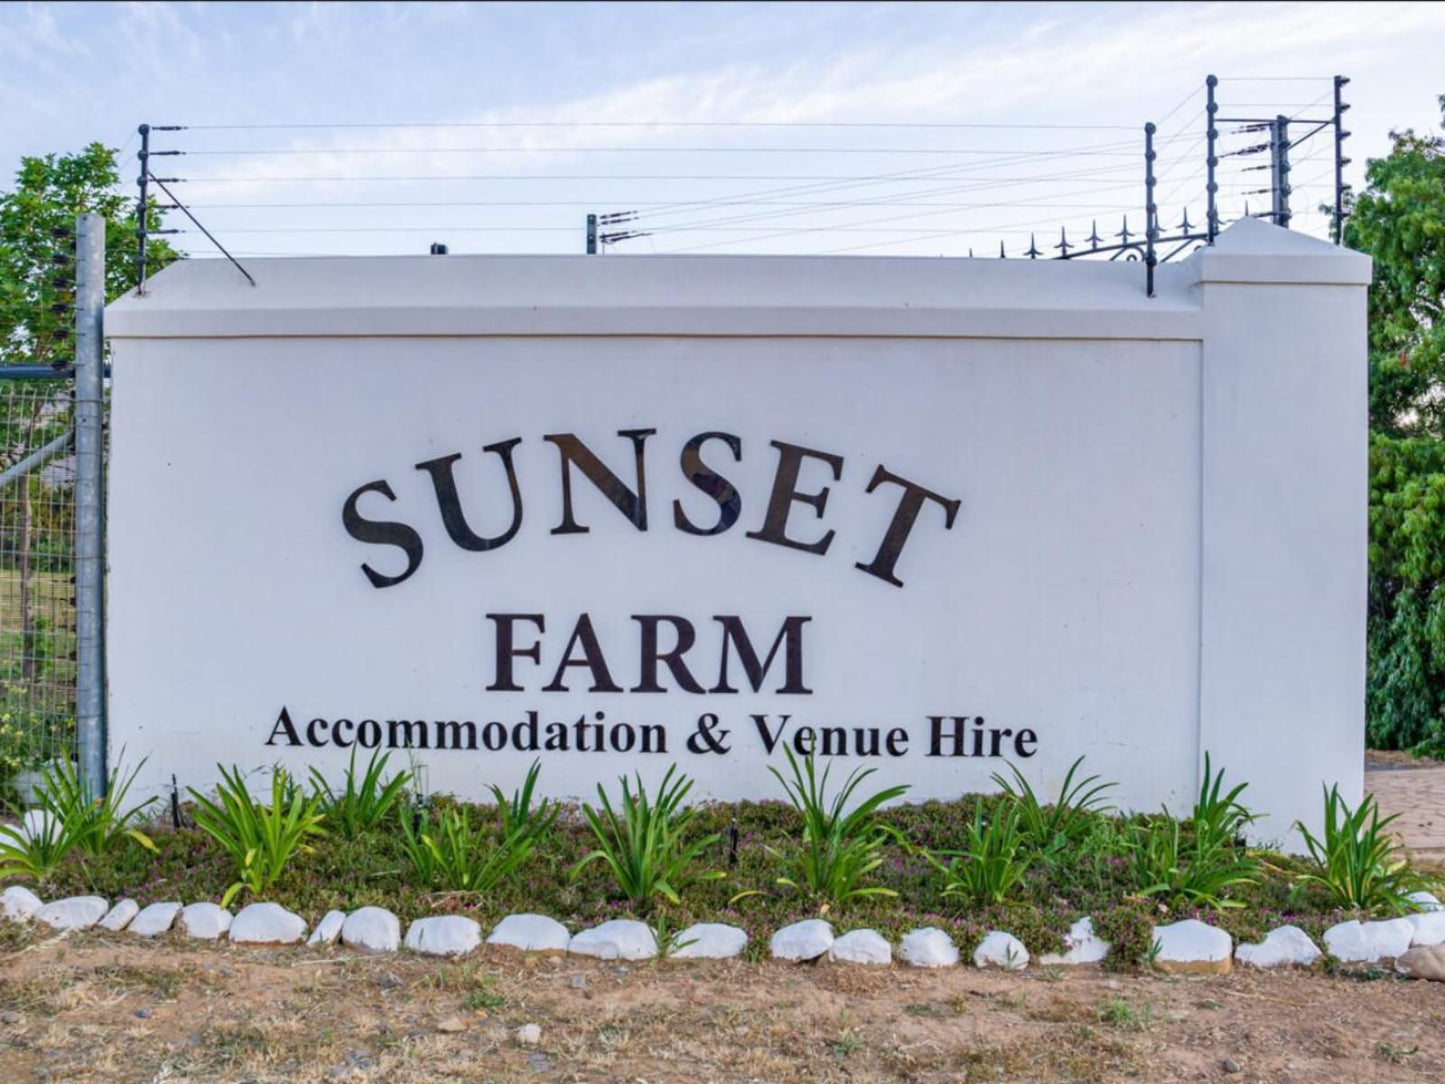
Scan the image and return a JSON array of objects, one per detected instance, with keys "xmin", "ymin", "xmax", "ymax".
[
  {"xmin": 1352, "ymin": 96, "xmax": 1445, "ymax": 751},
  {"xmin": 0, "ymin": 141, "xmax": 179, "ymax": 369},
  {"xmin": 0, "ymin": 144, "xmax": 179, "ymax": 731}
]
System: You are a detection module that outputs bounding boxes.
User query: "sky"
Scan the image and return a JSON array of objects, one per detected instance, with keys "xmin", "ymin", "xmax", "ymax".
[{"xmin": 2, "ymin": 1, "xmax": 1443, "ymax": 259}]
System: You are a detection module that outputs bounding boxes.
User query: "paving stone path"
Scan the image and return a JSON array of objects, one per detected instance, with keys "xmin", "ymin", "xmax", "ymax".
[{"xmin": 1367, "ymin": 764, "xmax": 1445, "ymax": 865}]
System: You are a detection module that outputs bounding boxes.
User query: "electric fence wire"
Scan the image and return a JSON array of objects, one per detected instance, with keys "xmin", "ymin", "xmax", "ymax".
[
  {"xmin": 656, "ymin": 84, "xmax": 1209, "ymax": 254},
  {"xmin": 153, "ymin": 76, "xmax": 1344, "ymax": 261}
]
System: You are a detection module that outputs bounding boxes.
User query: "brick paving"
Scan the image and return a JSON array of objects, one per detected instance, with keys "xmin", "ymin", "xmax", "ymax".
[{"xmin": 1366, "ymin": 764, "xmax": 1445, "ymax": 864}]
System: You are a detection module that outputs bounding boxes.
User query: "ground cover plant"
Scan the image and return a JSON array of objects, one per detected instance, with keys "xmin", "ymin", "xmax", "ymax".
[{"xmin": 2, "ymin": 752, "xmax": 1439, "ymax": 971}]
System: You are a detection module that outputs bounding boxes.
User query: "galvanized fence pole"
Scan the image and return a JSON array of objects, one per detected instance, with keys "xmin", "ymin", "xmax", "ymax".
[{"xmin": 74, "ymin": 213, "xmax": 106, "ymax": 797}]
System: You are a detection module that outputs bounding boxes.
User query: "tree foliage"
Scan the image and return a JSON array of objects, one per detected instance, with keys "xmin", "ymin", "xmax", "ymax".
[
  {"xmin": 1354, "ymin": 96, "xmax": 1445, "ymax": 751},
  {"xmin": 0, "ymin": 142, "xmax": 179, "ymax": 369}
]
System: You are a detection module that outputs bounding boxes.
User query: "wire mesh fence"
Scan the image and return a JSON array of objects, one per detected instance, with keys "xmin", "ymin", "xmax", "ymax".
[{"xmin": 0, "ymin": 374, "xmax": 76, "ymax": 806}]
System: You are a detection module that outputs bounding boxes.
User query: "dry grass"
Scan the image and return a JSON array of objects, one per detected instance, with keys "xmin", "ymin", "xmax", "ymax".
[
  {"xmin": 0, "ymin": 569, "xmax": 73, "ymax": 635},
  {"xmin": 1, "ymin": 925, "xmax": 1444, "ymax": 1083}
]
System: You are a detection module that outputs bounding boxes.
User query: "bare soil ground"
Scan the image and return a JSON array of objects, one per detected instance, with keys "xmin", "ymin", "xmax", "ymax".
[{"xmin": 1, "ymin": 926, "xmax": 1443, "ymax": 1084}]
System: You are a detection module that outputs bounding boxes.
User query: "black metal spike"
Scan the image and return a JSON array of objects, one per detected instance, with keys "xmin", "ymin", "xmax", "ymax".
[
  {"xmin": 968, "ymin": 247, "xmax": 974, "ymax": 258},
  {"xmin": 999, "ymin": 240, "xmax": 1006, "ymax": 259},
  {"xmin": 1178, "ymin": 208, "xmax": 1193, "ymax": 233},
  {"xmin": 1054, "ymin": 226, "xmax": 1073, "ymax": 256},
  {"xmin": 1086, "ymin": 220, "xmax": 1102, "ymax": 250},
  {"xmin": 1116, "ymin": 215, "xmax": 1132, "ymax": 244},
  {"xmin": 1244, "ymin": 200, "xmax": 1252, "ymax": 218},
  {"xmin": 1025, "ymin": 233, "xmax": 1041, "ymax": 259}
]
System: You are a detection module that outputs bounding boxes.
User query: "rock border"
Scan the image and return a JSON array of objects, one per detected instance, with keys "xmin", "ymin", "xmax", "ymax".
[{"xmin": 3, "ymin": 892, "xmax": 1442, "ymax": 982}]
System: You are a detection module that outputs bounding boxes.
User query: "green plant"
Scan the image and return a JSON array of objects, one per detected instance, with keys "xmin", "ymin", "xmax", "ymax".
[
  {"xmin": 990, "ymin": 755, "xmax": 1116, "ymax": 860},
  {"xmin": 1128, "ymin": 755, "xmax": 1260, "ymax": 910},
  {"xmin": 0, "ymin": 756, "xmax": 156, "ymax": 878},
  {"xmin": 401, "ymin": 804, "xmax": 543, "ymax": 894},
  {"xmin": 1295, "ymin": 783, "xmax": 1434, "ymax": 914},
  {"xmin": 462, "ymin": 981, "xmax": 505, "ymax": 1011},
  {"xmin": 575, "ymin": 765, "xmax": 722, "ymax": 908},
  {"xmin": 767, "ymin": 746, "xmax": 908, "ymax": 904},
  {"xmin": 188, "ymin": 765, "xmax": 327, "ymax": 907},
  {"xmin": 307, "ymin": 748, "xmax": 412, "ymax": 838},
  {"xmin": 1128, "ymin": 816, "xmax": 1259, "ymax": 910},
  {"xmin": 922, "ymin": 799, "xmax": 1030, "ymax": 905},
  {"xmin": 650, "ymin": 912, "xmax": 699, "ymax": 958},
  {"xmin": 34, "ymin": 756, "xmax": 156, "ymax": 858},
  {"xmin": 1097, "ymin": 997, "xmax": 1152, "ymax": 1031},
  {"xmin": 0, "ymin": 805, "xmax": 77, "ymax": 880},
  {"xmin": 487, "ymin": 758, "xmax": 558, "ymax": 842},
  {"xmin": 1188, "ymin": 752, "xmax": 1258, "ymax": 851}
]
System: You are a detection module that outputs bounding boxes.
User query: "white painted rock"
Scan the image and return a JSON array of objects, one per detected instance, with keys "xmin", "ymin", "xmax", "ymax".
[
  {"xmin": 405, "ymin": 915, "xmax": 482, "ymax": 957},
  {"xmin": 487, "ymin": 913, "xmax": 571, "ymax": 952},
  {"xmin": 1, "ymin": 885, "xmax": 43, "ymax": 922},
  {"xmin": 900, "ymin": 927, "xmax": 960, "ymax": 968},
  {"xmin": 830, "ymin": 929, "xmax": 892, "ymax": 965},
  {"xmin": 974, "ymin": 930, "xmax": 1029, "ymax": 970},
  {"xmin": 515, "ymin": 1023, "xmax": 542, "ymax": 1046},
  {"xmin": 128, "ymin": 901, "xmax": 183, "ymax": 937},
  {"xmin": 670, "ymin": 922, "xmax": 747, "ymax": 960},
  {"xmin": 1039, "ymin": 917, "xmax": 1109, "ymax": 966},
  {"xmin": 307, "ymin": 909, "xmax": 347, "ymax": 947},
  {"xmin": 1406, "ymin": 910, "xmax": 1445, "ymax": 948},
  {"xmin": 342, "ymin": 906, "xmax": 401, "ymax": 953},
  {"xmin": 769, "ymin": 919, "xmax": 834, "ymax": 962},
  {"xmin": 35, "ymin": 895, "xmax": 108, "ymax": 932},
  {"xmin": 1324, "ymin": 918, "xmax": 1414, "ymax": 963},
  {"xmin": 230, "ymin": 902, "xmax": 308, "ymax": 945},
  {"xmin": 1152, "ymin": 919, "xmax": 1232, "ymax": 974},
  {"xmin": 180, "ymin": 902, "xmax": 233, "ymax": 940},
  {"xmin": 1236, "ymin": 925, "xmax": 1321, "ymax": 968},
  {"xmin": 1408, "ymin": 891, "xmax": 1442, "ymax": 913},
  {"xmin": 568, "ymin": 919, "xmax": 657, "ymax": 960},
  {"xmin": 99, "ymin": 898, "xmax": 140, "ymax": 932}
]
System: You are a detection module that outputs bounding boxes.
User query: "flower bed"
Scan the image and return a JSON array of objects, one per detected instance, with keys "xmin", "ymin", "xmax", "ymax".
[{"xmin": 1, "ymin": 751, "xmax": 1439, "ymax": 971}]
